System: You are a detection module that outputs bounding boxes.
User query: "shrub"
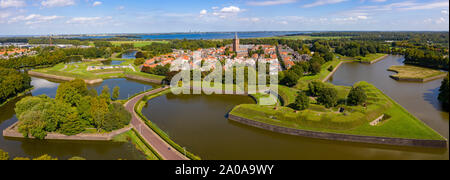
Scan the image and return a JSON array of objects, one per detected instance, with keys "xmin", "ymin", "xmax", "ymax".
[
  {"xmin": 347, "ymin": 86, "xmax": 367, "ymax": 106},
  {"xmin": 0, "ymin": 149, "xmax": 9, "ymax": 160},
  {"xmin": 290, "ymin": 91, "xmax": 310, "ymax": 110},
  {"xmin": 317, "ymin": 87, "xmax": 338, "ymax": 108}
]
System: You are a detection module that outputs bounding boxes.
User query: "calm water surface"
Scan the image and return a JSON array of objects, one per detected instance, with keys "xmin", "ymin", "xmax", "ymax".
[
  {"xmin": 142, "ymin": 55, "xmax": 448, "ymax": 160},
  {"xmin": 0, "ymin": 77, "xmax": 155, "ymax": 160}
]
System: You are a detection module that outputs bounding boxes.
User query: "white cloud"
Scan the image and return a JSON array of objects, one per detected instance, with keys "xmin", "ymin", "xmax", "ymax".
[
  {"xmin": 200, "ymin": 9, "xmax": 207, "ymax": 15},
  {"xmin": 399, "ymin": 1, "xmax": 449, "ymax": 10},
  {"xmin": 117, "ymin": 6, "xmax": 124, "ymax": 10},
  {"xmin": 0, "ymin": 0, "xmax": 25, "ymax": 8},
  {"xmin": 247, "ymin": 0, "xmax": 296, "ymax": 6},
  {"xmin": 8, "ymin": 14, "xmax": 62, "ymax": 24},
  {"xmin": 93, "ymin": 1, "xmax": 102, "ymax": 7},
  {"xmin": 41, "ymin": 0, "xmax": 75, "ymax": 8},
  {"xmin": 303, "ymin": 0, "xmax": 347, "ymax": 8},
  {"xmin": 66, "ymin": 17, "xmax": 102, "ymax": 24},
  {"xmin": 441, "ymin": 10, "xmax": 448, "ymax": 15},
  {"xmin": 220, "ymin": 6, "xmax": 241, "ymax": 13},
  {"xmin": 357, "ymin": 15, "xmax": 368, "ymax": 20}
]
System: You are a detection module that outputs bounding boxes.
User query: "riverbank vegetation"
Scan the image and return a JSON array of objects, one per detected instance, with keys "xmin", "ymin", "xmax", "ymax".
[
  {"xmin": 439, "ymin": 74, "xmax": 449, "ymax": 111},
  {"xmin": 230, "ymin": 81, "xmax": 444, "ymax": 140},
  {"xmin": 14, "ymin": 79, "xmax": 131, "ymax": 139},
  {"xmin": 388, "ymin": 65, "xmax": 447, "ymax": 81},
  {"xmin": 113, "ymin": 130, "xmax": 161, "ymax": 160},
  {"xmin": 0, "ymin": 67, "xmax": 32, "ymax": 106}
]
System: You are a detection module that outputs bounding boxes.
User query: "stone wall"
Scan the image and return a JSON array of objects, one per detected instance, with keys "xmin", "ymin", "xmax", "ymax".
[
  {"xmin": 28, "ymin": 71, "xmax": 103, "ymax": 85},
  {"xmin": 125, "ymin": 74, "xmax": 162, "ymax": 84},
  {"xmin": 228, "ymin": 114, "xmax": 447, "ymax": 148},
  {"xmin": 3, "ymin": 122, "xmax": 131, "ymax": 141}
]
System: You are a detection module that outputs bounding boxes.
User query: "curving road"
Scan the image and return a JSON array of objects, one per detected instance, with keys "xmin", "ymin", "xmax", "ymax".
[{"xmin": 124, "ymin": 87, "xmax": 188, "ymax": 160}]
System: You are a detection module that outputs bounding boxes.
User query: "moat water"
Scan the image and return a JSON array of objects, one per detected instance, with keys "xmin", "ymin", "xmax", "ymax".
[
  {"xmin": 0, "ymin": 55, "xmax": 448, "ymax": 160},
  {"xmin": 141, "ymin": 55, "xmax": 448, "ymax": 160}
]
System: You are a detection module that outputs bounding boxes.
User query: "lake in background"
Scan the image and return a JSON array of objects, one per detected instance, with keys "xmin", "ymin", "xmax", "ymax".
[{"xmin": 73, "ymin": 31, "xmax": 307, "ymax": 40}]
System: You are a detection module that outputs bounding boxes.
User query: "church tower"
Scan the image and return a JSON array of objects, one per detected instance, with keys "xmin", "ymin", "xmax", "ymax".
[{"xmin": 233, "ymin": 32, "xmax": 239, "ymax": 52}]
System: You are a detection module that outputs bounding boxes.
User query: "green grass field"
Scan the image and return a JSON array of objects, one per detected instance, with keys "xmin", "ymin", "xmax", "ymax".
[
  {"xmin": 388, "ymin": 65, "xmax": 447, "ymax": 81},
  {"xmin": 230, "ymin": 81, "xmax": 444, "ymax": 140},
  {"xmin": 355, "ymin": 53, "xmax": 387, "ymax": 63}
]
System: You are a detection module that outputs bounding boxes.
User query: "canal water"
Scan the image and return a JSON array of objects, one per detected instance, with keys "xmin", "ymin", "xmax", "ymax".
[
  {"xmin": 142, "ymin": 55, "xmax": 448, "ymax": 160},
  {"xmin": 121, "ymin": 51, "xmax": 137, "ymax": 59},
  {"xmin": 0, "ymin": 77, "xmax": 155, "ymax": 160}
]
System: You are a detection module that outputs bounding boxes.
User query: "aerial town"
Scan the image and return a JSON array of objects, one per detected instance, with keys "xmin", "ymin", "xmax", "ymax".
[{"xmin": 143, "ymin": 34, "xmax": 311, "ymax": 73}]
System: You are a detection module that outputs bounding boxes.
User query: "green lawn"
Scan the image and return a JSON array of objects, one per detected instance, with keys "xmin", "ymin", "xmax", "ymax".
[
  {"xmin": 295, "ymin": 57, "xmax": 342, "ymax": 90},
  {"xmin": 388, "ymin": 65, "xmax": 447, "ymax": 81},
  {"xmin": 356, "ymin": 53, "xmax": 387, "ymax": 63},
  {"xmin": 230, "ymin": 81, "xmax": 445, "ymax": 140}
]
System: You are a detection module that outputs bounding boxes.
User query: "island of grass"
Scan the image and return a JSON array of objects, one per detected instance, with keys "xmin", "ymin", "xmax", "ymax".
[
  {"xmin": 357, "ymin": 53, "xmax": 388, "ymax": 64},
  {"xmin": 28, "ymin": 60, "xmax": 165, "ymax": 84},
  {"xmin": 229, "ymin": 81, "xmax": 447, "ymax": 148},
  {"xmin": 388, "ymin": 65, "xmax": 447, "ymax": 82}
]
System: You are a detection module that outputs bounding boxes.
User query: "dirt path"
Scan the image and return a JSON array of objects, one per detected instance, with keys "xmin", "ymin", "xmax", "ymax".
[{"xmin": 124, "ymin": 87, "xmax": 188, "ymax": 160}]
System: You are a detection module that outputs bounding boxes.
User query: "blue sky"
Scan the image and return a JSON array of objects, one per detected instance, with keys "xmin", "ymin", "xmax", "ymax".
[{"xmin": 0, "ymin": 0, "xmax": 448, "ymax": 35}]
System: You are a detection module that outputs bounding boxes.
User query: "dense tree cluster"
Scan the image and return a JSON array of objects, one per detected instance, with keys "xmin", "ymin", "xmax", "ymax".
[
  {"xmin": 439, "ymin": 74, "xmax": 449, "ymax": 111},
  {"xmin": 308, "ymin": 81, "xmax": 338, "ymax": 108},
  {"xmin": 28, "ymin": 38, "xmax": 89, "ymax": 46},
  {"xmin": 334, "ymin": 41, "xmax": 386, "ymax": 57},
  {"xmin": 142, "ymin": 64, "xmax": 171, "ymax": 76},
  {"xmin": 308, "ymin": 32, "xmax": 449, "ymax": 44},
  {"xmin": 0, "ymin": 47, "xmax": 111, "ymax": 69},
  {"xmin": 0, "ymin": 67, "xmax": 32, "ymax": 105},
  {"xmin": 403, "ymin": 48, "xmax": 449, "ymax": 70},
  {"xmin": 14, "ymin": 79, "xmax": 131, "ymax": 139}
]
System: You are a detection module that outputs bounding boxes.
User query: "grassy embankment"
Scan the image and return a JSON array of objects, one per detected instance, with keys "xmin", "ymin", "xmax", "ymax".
[
  {"xmin": 113, "ymin": 129, "xmax": 162, "ymax": 160},
  {"xmin": 356, "ymin": 53, "xmax": 387, "ymax": 63},
  {"xmin": 30, "ymin": 60, "xmax": 164, "ymax": 82},
  {"xmin": 388, "ymin": 65, "xmax": 447, "ymax": 82},
  {"xmin": 229, "ymin": 53, "xmax": 445, "ymax": 141},
  {"xmin": 230, "ymin": 81, "xmax": 444, "ymax": 140}
]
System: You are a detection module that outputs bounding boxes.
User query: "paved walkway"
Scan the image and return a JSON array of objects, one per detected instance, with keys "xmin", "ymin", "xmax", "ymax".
[{"xmin": 124, "ymin": 87, "xmax": 188, "ymax": 160}]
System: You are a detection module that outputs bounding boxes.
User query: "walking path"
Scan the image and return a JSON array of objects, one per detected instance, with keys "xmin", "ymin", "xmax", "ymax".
[{"xmin": 124, "ymin": 87, "xmax": 188, "ymax": 160}]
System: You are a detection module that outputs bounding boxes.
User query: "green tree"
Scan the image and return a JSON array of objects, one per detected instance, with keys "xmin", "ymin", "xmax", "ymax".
[
  {"xmin": 90, "ymin": 97, "xmax": 109, "ymax": 129},
  {"xmin": 291, "ymin": 91, "xmax": 310, "ymax": 110},
  {"xmin": 280, "ymin": 71, "xmax": 300, "ymax": 87},
  {"xmin": 59, "ymin": 111, "xmax": 84, "ymax": 136},
  {"xmin": 438, "ymin": 74, "xmax": 449, "ymax": 111},
  {"xmin": 308, "ymin": 81, "xmax": 327, "ymax": 96},
  {"xmin": 317, "ymin": 87, "xmax": 338, "ymax": 108},
  {"xmin": 310, "ymin": 62, "xmax": 321, "ymax": 75},
  {"xmin": 102, "ymin": 103, "xmax": 132, "ymax": 132},
  {"xmin": 134, "ymin": 58, "xmax": 146, "ymax": 66},
  {"xmin": 347, "ymin": 86, "xmax": 367, "ymax": 106},
  {"xmin": 0, "ymin": 149, "xmax": 9, "ymax": 160},
  {"xmin": 100, "ymin": 85, "xmax": 111, "ymax": 100},
  {"xmin": 112, "ymin": 86, "xmax": 120, "ymax": 100}
]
